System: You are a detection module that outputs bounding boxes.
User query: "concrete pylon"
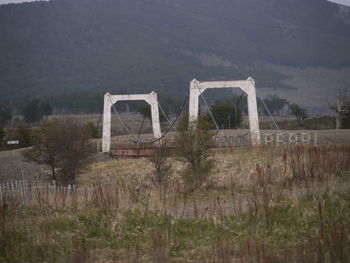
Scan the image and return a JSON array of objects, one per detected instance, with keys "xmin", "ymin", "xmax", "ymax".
[
  {"xmin": 188, "ymin": 77, "xmax": 261, "ymax": 145},
  {"xmin": 102, "ymin": 91, "xmax": 161, "ymax": 153}
]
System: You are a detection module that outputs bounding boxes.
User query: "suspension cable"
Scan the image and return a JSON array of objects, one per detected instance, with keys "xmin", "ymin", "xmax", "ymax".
[
  {"xmin": 96, "ymin": 105, "xmax": 103, "ymax": 131},
  {"xmin": 108, "ymin": 93, "xmax": 189, "ymax": 145},
  {"xmin": 257, "ymin": 92, "xmax": 282, "ymax": 135},
  {"xmin": 245, "ymin": 78, "xmax": 282, "ymax": 135},
  {"xmin": 194, "ymin": 81, "xmax": 219, "ymax": 133},
  {"xmin": 107, "ymin": 94, "xmax": 136, "ymax": 135},
  {"xmin": 138, "ymin": 94, "xmax": 189, "ymax": 145},
  {"xmin": 236, "ymin": 91, "xmax": 245, "ymax": 106},
  {"xmin": 137, "ymin": 114, "xmax": 147, "ymax": 139},
  {"xmin": 158, "ymin": 102, "xmax": 172, "ymax": 126}
]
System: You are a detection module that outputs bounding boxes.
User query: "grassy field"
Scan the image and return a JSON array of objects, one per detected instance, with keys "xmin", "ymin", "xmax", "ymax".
[
  {"xmin": 1, "ymin": 144, "xmax": 350, "ymax": 262},
  {"xmin": 2, "ymin": 129, "xmax": 349, "ymax": 185}
]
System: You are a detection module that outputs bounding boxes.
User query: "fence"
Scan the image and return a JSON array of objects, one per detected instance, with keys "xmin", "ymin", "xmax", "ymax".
[
  {"xmin": 263, "ymin": 132, "xmax": 318, "ymax": 145},
  {"xmin": 0, "ymin": 180, "xmax": 110, "ymax": 209},
  {"xmin": 214, "ymin": 133, "xmax": 250, "ymax": 147}
]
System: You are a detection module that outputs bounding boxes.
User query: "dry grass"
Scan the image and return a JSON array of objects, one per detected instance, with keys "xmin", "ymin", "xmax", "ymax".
[{"xmin": 1, "ymin": 144, "xmax": 350, "ymax": 262}]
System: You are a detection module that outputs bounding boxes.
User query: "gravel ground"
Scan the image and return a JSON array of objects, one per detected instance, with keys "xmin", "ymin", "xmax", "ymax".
[
  {"xmin": 0, "ymin": 149, "xmax": 112, "ymax": 184},
  {"xmin": 0, "ymin": 148, "xmax": 47, "ymax": 184}
]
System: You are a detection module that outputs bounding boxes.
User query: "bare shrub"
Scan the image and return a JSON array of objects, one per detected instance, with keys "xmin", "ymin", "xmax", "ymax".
[
  {"xmin": 175, "ymin": 113, "xmax": 215, "ymax": 192},
  {"xmin": 22, "ymin": 118, "xmax": 94, "ymax": 186},
  {"xmin": 150, "ymin": 142, "xmax": 171, "ymax": 186},
  {"xmin": 285, "ymin": 144, "xmax": 350, "ymax": 181}
]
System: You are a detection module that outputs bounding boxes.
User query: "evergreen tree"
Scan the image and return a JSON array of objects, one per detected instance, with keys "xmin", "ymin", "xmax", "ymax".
[
  {"xmin": 289, "ymin": 103, "xmax": 308, "ymax": 127},
  {"xmin": 209, "ymin": 103, "xmax": 242, "ymax": 129},
  {"xmin": 0, "ymin": 125, "xmax": 5, "ymax": 145},
  {"xmin": 23, "ymin": 99, "xmax": 43, "ymax": 123}
]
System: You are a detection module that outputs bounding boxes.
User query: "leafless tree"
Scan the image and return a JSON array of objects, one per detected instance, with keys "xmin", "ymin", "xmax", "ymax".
[
  {"xmin": 22, "ymin": 118, "xmax": 94, "ymax": 185},
  {"xmin": 330, "ymin": 89, "xmax": 350, "ymax": 129}
]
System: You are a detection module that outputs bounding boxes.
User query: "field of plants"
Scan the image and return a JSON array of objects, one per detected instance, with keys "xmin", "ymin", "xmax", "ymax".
[{"xmin": 1, "ymin": 144, "xmax": 350, "ymax": 262}]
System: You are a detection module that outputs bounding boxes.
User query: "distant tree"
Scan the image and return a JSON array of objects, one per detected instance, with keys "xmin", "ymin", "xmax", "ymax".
[
  {"xmin": 138, "ymin": 104, "xmax": 168, "ymax": 123},
  {"xmin": 209, "ymin": 103, "xmax": 242, "ymax": 129},
  {"xmin": 0, "ymin": 125, "xmax": 5, "ymax": 145},
  {"xmin": 40, "ymin": 102, "xmax": 53, "ymax": 118},
  {"xmin": 22, "ymin": 99, "xmax": 53, "ymax": 123},
  {"xmin": 175, "ymin": 113, "xmax": 215, "ymax": 192},
  {"xmin": 0, "ymin": 106, "xmax": 12, "ymax": 126},
  {"xmin": 158, "ymin": 94, "xmax": 183, "ymax": 116},
  {"xmin": 262, "ymin": 95, "xmax": 289, "ymax": 115},
  {"xmin": 22, "ymin": 118, "xmax": 94, "ymax": 185},
  {"xmin": 138, "ymin": 104, "xmax": 152, "ymax": 121},
  {"xmin": 22, "ymin": 99, "xmax": 43, "ymax": 123},
  {"xmin": 289, "ymin": 103, "xmax": 308, "ymax": 126},
  {"xmin": 50, "ymin": 92, "xmax": 103, "ymax": 114},
  {"xmin": 330, "ymin": 90, "xmax": 350, "ymax": 129},
  {"xmin": 14, "ymin": 122, "xmax": 33, "ymax": 148}
]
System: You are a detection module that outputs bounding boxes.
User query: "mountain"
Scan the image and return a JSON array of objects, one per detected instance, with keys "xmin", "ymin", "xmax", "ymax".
[{"xmin": 0, "ymin": 0, "xmax": 350, "ymax": 109}]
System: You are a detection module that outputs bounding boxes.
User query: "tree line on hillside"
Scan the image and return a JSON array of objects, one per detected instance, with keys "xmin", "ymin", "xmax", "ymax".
[
  {"xmin": 0, "ymin": 0, "xmax": 349, "ymax": 100},
  {"xmin": 0, "ymin": 97, "xmax": 100, "ymax": 150}
]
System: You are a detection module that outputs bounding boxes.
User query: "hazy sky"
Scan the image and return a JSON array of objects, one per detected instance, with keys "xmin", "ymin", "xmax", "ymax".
[
  {"xmin": 0, "ymin": 0, "xmax": 47, "ymax": 4},
  {"xmin": 330, "ymin": 0, "xmax": 350, "ymax": 5},
  {"xmin": 0, "ymin": 0, "xmax": 350, "ymax": 5}
]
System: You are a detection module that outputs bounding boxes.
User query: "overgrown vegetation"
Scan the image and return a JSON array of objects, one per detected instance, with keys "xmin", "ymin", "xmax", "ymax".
[
  {"xmin": 1, "ymin": 144, "xmax": 350, "ymax": 262},
  {"xmin": 150, "ymin": 142, "xmax": 171, "ymax": 187},
  {"xmin": 12, "ymin": 122, "xmax": 33, "ymax": 148},
  {"xmin": 22, "ymin": 118, "xmax": 94, "ymax": 185},
  {"xmin": 86, "ymin": 121, "xmax": 101, "ymax": 139},
  {"xmin": 175, "ymin": 113, "xmax": 216, "ymax": 192}
]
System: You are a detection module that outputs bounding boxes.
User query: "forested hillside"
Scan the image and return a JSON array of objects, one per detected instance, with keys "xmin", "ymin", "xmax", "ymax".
[{"xmin": 0, "ymin": 0, "xmax": 349, "ymax": 105}]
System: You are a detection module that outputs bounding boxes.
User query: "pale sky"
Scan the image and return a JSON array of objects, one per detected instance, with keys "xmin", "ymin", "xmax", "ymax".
[
  {"xmin": 0, "ymin": 0, "xmax": 350, "ymax": 5},
  {"xmin": 330, "ymin": 0, "xmax": 350, "ymax": 5},
  {"xmin": 0, "ymin": 0, "xmax": 47, "ymax": 4}
]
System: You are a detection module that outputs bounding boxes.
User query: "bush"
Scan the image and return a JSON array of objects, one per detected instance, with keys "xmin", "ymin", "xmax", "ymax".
[
  {"xmin": 86, "ymin": 122, "xmax": 101, "ymax": 138},
  {"xmin": 175, "ymin": 113, "xmax": 215, "ymax": 192},
  {"xmin": 14, "ymin": 122, "xmax": 33, "ymax": 148},
  {"xmin": 150, "ymin": 142, "xmax": 171, "ymax": 186},
  {"xmin": 22, "ymin": 118, "xmax": 94, "ymax": 185}
]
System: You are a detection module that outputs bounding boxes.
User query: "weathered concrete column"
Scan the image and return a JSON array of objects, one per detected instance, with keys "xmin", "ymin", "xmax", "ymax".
[
  {"xmin": 102, "ymin": 92, "xmax": 162, "ymax": 153},
  {"xmin": 189, "ymin": 79, "xmax": 201, "ymax": 123},
  {"xmin": 102, "ymin": 93, "xmax": 112, "ymax": 153},
  {"xmin": 245, "ymin": 78, "xmax": 260, "ymax": 145},
  {"xmin": 188, "ymin": 78, "xmax": 261, "ymax": 145},
  {"xmin": 149, "ymin": 92, "xmax": 162, "ymax": 140}
]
